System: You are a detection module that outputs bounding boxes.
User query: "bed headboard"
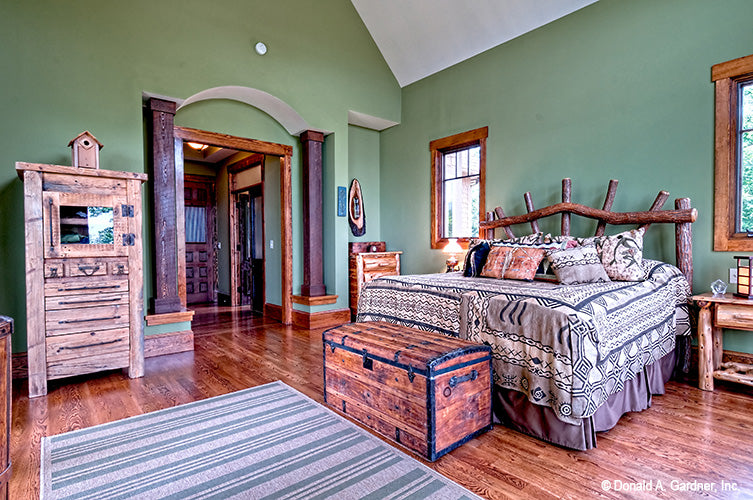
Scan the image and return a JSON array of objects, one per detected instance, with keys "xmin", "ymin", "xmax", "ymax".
[{"xmin": 479, "ymin": 178, "xmax": 698, "ymax": 285}]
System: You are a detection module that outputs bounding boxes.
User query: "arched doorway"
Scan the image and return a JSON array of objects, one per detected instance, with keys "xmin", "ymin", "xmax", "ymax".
[{"xmin": 146, "ymin": 86, "xmax": 307, "ymax": 325}]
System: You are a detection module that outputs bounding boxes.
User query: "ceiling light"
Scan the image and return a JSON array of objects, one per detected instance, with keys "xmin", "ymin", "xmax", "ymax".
[
  {"xmin": 255, "ymin": 42, "xmax": 267, "ymax": 56},
  {"xmin": 187, "ymin": 142, "xmax": 209, "ymax": 151}
]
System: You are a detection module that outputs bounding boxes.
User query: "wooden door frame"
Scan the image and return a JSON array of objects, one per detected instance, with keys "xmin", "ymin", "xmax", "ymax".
[
  {"xmin": 174, "ymin": 126, "xmax": 293, "ymax": 324},
  {"xmin": 184, "ymin": 174, "xmax": 218, "ymax": 304},
  {"xmin": 228, "ymin": 154, "xmax": 265, "ymax": 307}
]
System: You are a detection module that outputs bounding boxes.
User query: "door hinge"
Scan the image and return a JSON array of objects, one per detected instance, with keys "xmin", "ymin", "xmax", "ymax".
[
  {"xmin": 121, "ymin": 204, "xmax": 135, "ymax": 217},
  {"xmin": 122, "ymin": 233, "xmax": 136, "ymax": 246}
]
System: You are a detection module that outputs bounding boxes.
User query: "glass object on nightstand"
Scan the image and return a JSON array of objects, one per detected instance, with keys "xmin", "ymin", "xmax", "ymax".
[{"xmin": 711, "ymin": 279, "xmax": 728, "ymax": 295}]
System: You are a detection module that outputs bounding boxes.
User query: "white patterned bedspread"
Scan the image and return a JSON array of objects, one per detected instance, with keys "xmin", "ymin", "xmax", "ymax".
[{"xmin": 356, "ymin": 260, "xmax": 690, "ymax": 425}]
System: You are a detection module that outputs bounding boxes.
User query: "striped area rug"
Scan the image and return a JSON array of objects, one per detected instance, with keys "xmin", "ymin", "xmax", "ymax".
[{"xmin": 41, "ymin": 381, "xmax": 481, "ymax": 499}]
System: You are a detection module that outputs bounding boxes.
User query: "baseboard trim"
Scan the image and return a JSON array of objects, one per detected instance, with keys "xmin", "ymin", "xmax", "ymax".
[
  {"xmin": 264, "ymin": 302, "xmax": 350, "ymax": 330},
  {"xmin": 144, "ymin": 330, "xmax": 194, "ymax": 358},
  {"xmin": 264, "ymin": 303, "xmax": 283, "ymax": 322},
  {"xmin": 11, "ymin": 330, "xmax": 195, "ymax": 379}
]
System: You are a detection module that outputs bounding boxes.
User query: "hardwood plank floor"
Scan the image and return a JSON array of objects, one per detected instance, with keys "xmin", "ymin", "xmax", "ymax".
[{"xmin": 11, "ymin": 305, "xmax": 753, "ymax": 499}]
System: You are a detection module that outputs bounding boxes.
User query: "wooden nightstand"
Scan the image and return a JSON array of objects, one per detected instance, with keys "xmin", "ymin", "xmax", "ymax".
[
  {"xmin": 348, "ymin": 242, "xmax": 401, "ymax": 317},
  {"xmin": 693, "ymin": 292, "xmax": 753, "ymax": 391}
]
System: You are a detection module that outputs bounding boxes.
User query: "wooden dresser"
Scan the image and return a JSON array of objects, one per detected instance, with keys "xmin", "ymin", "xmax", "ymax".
[
  {"xmin": 17, "ymin": 161, "xmax": 147, "ymax": 398},
  {"xmin": 348, "ymin": 242, "xmax": 401, "ymax": 317}
]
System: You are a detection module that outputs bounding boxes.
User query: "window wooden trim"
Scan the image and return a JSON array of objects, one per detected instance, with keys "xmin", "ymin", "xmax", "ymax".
[
  {"xmin": 430, "ymin": 126, "xmax": 488, "ymax": 250},
  {"xmin": 713, "ymin": 54, "xmax": 753, "ymax": 251}
]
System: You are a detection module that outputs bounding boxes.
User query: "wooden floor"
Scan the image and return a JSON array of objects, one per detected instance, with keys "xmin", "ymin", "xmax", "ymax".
[{"xmin": 11, "ymin": 305, "xmax": 753, "ymax": 499}]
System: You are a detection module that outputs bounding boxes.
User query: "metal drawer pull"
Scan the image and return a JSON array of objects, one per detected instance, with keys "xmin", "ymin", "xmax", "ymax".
[
  {"xmin": 77, "ymin": 264, "xmax": 100, "ymax": 276},
  {"xmin": 57, "ymin": 297, "xmax": 122, "ymax": 305},
  {"xmin": 732, "ymin": 314, "xmax": 753, "ymax": 320},
  {"xmin": 58, "ymin": 338, "xmax": 123, "ymax": 351},
  {"xmin": 58, "ymin": 315, "xmax": 121, "ymax": 324},
  {"xmin": 58, "ymin": 284, "xmax": 122, "ymax": 292},
  {"xmin": 448, "ymin": 369, "xmax": 478, "ymax": 388},
  {"xmin": 48, "ymin": 198, "xmax": 54, "ymax": 250}
]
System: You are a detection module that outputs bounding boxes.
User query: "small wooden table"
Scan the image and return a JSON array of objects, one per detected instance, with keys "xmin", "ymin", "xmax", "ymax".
[{"xmin": 693, "ymin": 292, "xmax": 753, "ymax": 391}]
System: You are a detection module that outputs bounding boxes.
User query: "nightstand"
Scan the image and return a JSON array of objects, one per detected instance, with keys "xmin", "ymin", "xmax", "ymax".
[
  {"xmin": 693, "ymin": 292, "xmax": 753, "ymax": 391},
  {"xmin": 348, "ymin": 242, "xmax": 401, "ymax": 318}
]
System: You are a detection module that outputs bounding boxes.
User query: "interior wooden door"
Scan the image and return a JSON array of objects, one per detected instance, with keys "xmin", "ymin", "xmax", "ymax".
[
  {"xmin": 184, "ymin": 176, "xmax": 216, "ymax": 304},
  {"xmin": 235, "ymin": 185, "xmax": 264, "ymax": 311}
]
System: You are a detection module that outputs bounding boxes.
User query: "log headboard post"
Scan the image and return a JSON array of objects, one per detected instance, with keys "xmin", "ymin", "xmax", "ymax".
[{"xmin": 675, "ymin": 197, "xmax": 693, "ymax": 285}]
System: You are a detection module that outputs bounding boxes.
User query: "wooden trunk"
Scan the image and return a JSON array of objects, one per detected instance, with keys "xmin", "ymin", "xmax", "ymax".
[
  {"xmin": 0, "ymin": 317, "xmax": 11, "ymax": 499},
  {"xmin": 323, "ymin": 321, "xmax": 492, "ymax": 461}
]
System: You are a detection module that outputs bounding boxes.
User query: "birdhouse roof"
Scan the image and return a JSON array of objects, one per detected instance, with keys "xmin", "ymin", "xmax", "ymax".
[{"xmin": 67, "ymin": 131, "xmax": 103, "ymax": 149}]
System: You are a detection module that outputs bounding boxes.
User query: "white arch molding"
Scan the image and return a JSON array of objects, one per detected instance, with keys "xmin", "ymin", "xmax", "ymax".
[{"xmin": 178, "ymin": 85, "xmax": 324, "ymax": 136}]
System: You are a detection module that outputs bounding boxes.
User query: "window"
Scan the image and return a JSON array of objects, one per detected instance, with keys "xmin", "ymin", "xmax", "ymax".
[
  {"xmin": 430, "ymin": 127, "xmax": 487, "ymax": 249},
  {"xmin": 713, "ymin": 54, "xmax": 753, "ymax": 251}
]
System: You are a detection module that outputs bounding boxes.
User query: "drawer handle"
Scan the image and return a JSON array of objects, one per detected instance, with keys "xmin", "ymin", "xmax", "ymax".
[
  {"xmin": 58, "ymin": 284, "xmax": 122, "ymax": 292},
  {"xmin": 77, "ymin": 264, "xmax": 101, "ymax": 276},
  {"xmin": 58, "ymin": 315, "xmax": 122, "ymax": 324},
  {"xmin": 57, "ymin": 297, "xmax": 122, "ymax": 306},
  {"xmin": 57, "ymin": 338, "xmax": 123, "ymax": 351},
  {"xmin": 732, "ymin": 314, "xmax": 753, "ymax": 320},
  {"xmin": 48, "ymin": 198, "xmax": 54, "ymax": 250}
]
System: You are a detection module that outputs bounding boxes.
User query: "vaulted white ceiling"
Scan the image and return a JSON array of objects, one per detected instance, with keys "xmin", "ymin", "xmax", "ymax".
[{"xmin": 351, "ymin": 0, "xmax": 599, "ymax": 87}]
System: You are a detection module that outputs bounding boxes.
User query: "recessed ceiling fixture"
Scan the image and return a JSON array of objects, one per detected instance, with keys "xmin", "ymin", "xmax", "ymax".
[
  {"xmin": 187, "ymin": 142, "xmax": 209, "ymax": 151},
  {"xmin": 254, "ymin": 41, "xmax": 267, "ymax": 55}
]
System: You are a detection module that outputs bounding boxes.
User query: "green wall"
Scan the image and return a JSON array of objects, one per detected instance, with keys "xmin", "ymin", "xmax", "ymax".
[
  {"xmin": 379, "ymin": 0, "xmax": 753, "ymax": 352},
  {"xmin": 347, "ymin": 125, "xmax": 381, "ymax": 244},
  {"xmin": 0, "ymin": 0, "xmax": 400, "ymax": 351}
]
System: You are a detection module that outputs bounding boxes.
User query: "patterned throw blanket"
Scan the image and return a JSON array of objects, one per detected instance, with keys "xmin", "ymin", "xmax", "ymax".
[{"xmin": 356, "ymin": 260, "xmax": 690, "ymax": 424}]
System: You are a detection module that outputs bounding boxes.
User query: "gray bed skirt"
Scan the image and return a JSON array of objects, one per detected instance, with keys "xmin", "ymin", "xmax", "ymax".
[{"xmin": 494, "ymin": 350, "xmax": 677, "ymax": 450}]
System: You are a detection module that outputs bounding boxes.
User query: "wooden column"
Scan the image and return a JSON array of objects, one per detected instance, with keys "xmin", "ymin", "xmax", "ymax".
[
  {"xmin": 147, "ymin": 98, "xmax": 182, "ymax": 313},
  {"xmin": 300, "ymin": 130, "xmax": 326, "ymax": 297}
]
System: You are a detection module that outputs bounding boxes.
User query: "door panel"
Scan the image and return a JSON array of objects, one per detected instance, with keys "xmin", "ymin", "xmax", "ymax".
[
  {"xmin": 184, "ymin": 177, "xmax": 216, "ymax": 304},
  {"xmin": 235, "ymin": 185, "xmax": 264, "ymax": 312}
]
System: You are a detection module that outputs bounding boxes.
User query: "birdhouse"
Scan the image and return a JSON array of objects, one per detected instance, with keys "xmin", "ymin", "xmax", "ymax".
[{"xmin": 68, "ymin": 131, "xmax": 103, "ymax": 169}]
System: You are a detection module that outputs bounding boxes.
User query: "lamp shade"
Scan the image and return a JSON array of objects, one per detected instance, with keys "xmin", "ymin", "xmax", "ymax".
[
  {"xmin": 443, "ymin": 238, "xmax": 463, "ymax": 254},
  {"xmin": 735, "ymin": 256, "xmax": 753, "ymax": 299}
]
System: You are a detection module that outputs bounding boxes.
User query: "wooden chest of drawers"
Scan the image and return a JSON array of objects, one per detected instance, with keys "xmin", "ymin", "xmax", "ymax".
[
  {"xmin": 18, "ymin": 161, "xmax": 147, "ymax": 397},
  {"xmin": 348, "ymin": 242, "xmax": 401, "ymax": 317},
  {"xmin": 323, "ymin": 321, "xmax": 493, "ymax": 461}
]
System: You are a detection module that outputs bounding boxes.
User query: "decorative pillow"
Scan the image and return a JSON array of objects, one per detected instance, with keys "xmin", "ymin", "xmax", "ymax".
[
  {"xmin": 545, "ymin": 245, "xmax": 611, "ymax": 285},
  {"xmin": 480, "ymin": 245, "xmax": 545, "ymax": 281},
  {"xmin": 502, "ymin": 232, "xmax": 547, "ymax": 245},
  {"xmin": 600, "ymin": 228, "xmax": 645, "ymax": 281},
  {"xmin": 575, "ymin": 235, "xmax": 604, "ymax": 251},
  {"xmin": 463, "ymin": 240, "xmax": 491, "ymax": 277},
  {"xmin": 504, "ymin": 246, "xmax": 546, "ymax": 280},
  {"xmin": 480, "ymin": 246, "xmax": 510, "ymax": 278}
]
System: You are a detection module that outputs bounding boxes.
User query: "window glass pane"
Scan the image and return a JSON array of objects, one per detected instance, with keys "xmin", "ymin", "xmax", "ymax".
[
  {"xmin": 457, "ymin": 149, "xmax": 469, "ymax": 176},
  {"xmin": 185, "ymin": 206, "xmax": 207, "ymax": 243},
  {"xmin": 443, "ymin": 152, "xmax": 456, "ymax": 180},
  {"xmin": 743, "ymin": 82, "xmax": 753, "ymax": 130},
  {"xmin": 60, "ymin": 206, "xmax": 113, "ymax": 244},
  {"xmin": 443, "ymin": 177, "xmax": 480, "ymax": 238},
  {"xmin": 469, "ymin": 146, "xmax": 480, "ymax": 175},
  {"xmin": 741, "ymin": 131, "xmax": 753, "ymax": 231}
]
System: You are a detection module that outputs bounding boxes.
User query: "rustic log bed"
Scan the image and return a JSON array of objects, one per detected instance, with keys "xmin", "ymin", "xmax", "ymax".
[
  {"xmin": 480, "ymin": 178, "xmax": 696, "ymax": 284},
  {"xmin": 357, "ymin": 178, "xmax": 698, "ymax": 450}
]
